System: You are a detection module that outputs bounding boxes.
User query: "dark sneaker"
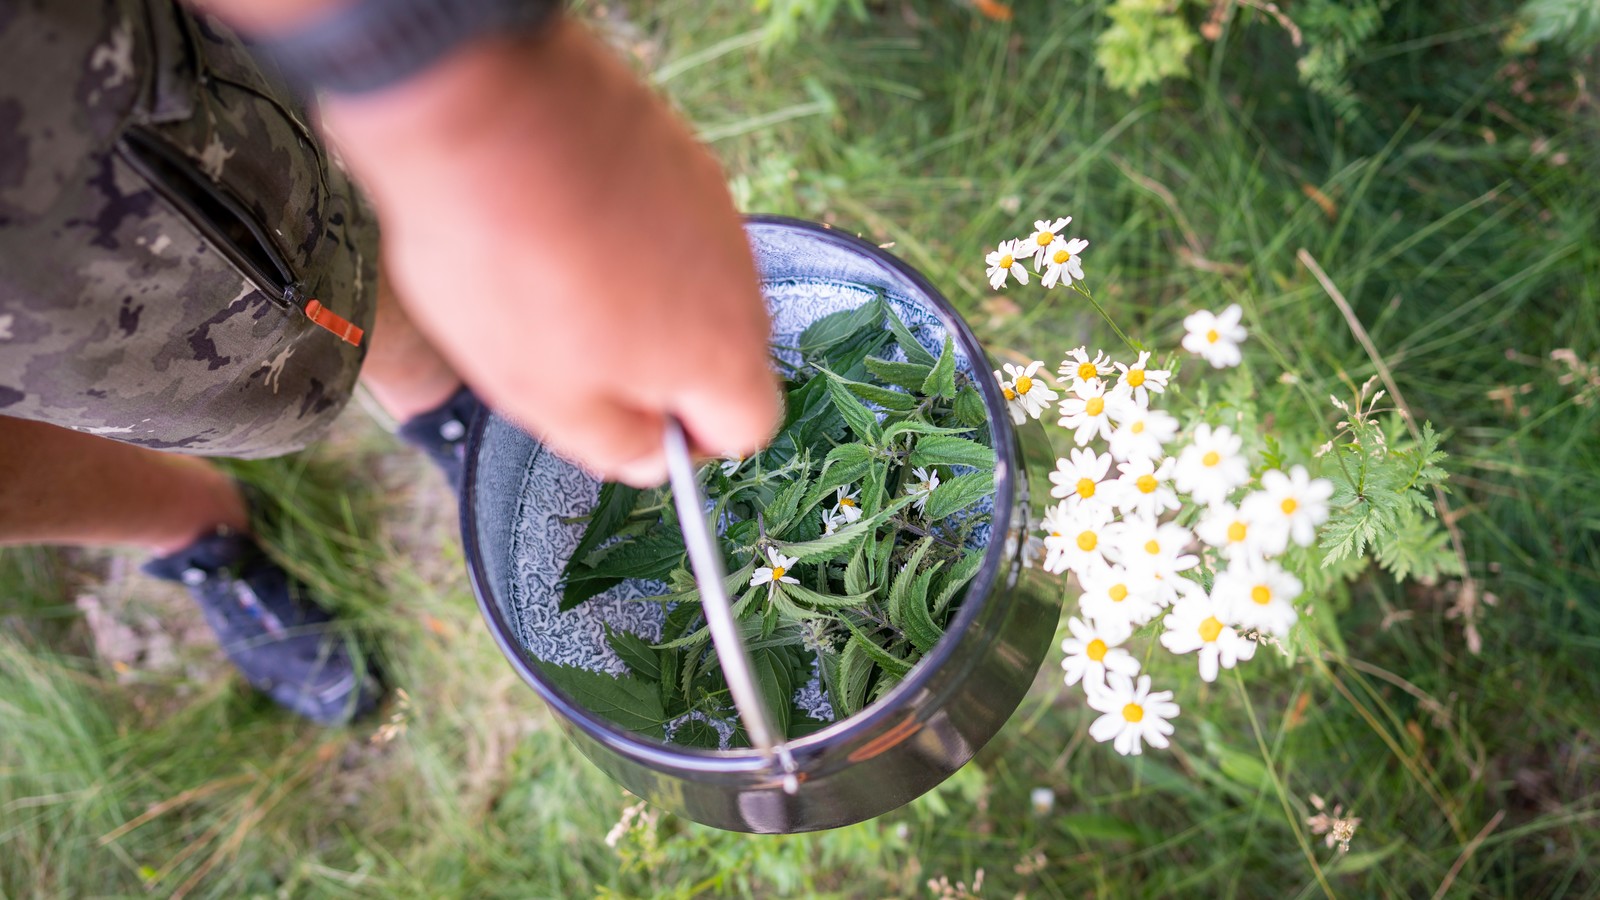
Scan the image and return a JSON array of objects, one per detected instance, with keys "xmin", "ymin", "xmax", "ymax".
[
  {"xmin": 142, "ymin": 528, "xmax": 380, "ymax": 725},
  {"xmin": 396, "ymin": 385, "xmax": 483, "ymax": 495}
]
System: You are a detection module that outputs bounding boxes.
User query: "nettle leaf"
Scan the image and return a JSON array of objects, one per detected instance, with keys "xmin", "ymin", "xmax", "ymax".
[
  {"xmin": 780, "ymin": 581, "xmax": 878, "ymax": 609},
  {"xmin": 652, "ymin": 583, "xmax": 758, "ymax": 650},
  {"xmin": 932, "ymin": 549, "xmax": 984, "ymax": 615},
  {"xmin": 901, "ymin": 565, "xmax": 947, "ymax": 654},
  {"xmin": 563, "ymin": 483, "xmax": 644, "ymax": 574},
  {"xmin": 887, "ymin": 537, "xmax": 936, "ymax": 633},
  {"xmin": 880, "ymin": 421, "xmax": 974, "ymax": 447},
  {"xmin": 673, "ymin": 718, "xmax": 722, "ymax": 749},
  {"xmin": 764, "ymin": 468, "xmax": 812, "ymax": 535},
  {"xmin": 604, "ymin": 625, "xmax": 661, "ymax": 680},
  {"xmin": 753, "ymin": 648, "xmax": 794, "ymax": 738},
  {"xmin": 886, "ymin": 304, "xmax": 937, "ymax": 367},
  {"xmin": 864, "ymin": 356, "xmax": 935, "ymax": 393},
  {"xmin": 923, "ymin": 471, "xmax": 995, "ymax": 520},
  {"xmin": 844, "ymin": 543, "xmax": 871, "ymax": 596},
  {"xmin": 771, "ymin": 496, "xmax": 913, "ymax": 562},
  {"xmin": 817, "ymin": 365, "xmax": 919, "ymax": 412},
  {"xmin": 838, "ymin": 636, "xmax": 877, "ymax": 717},
  {"xmin": 799, "ymin": 294, "xmax": 885, "ymax": 356},
  {"xmin": 827, "ymin": 377, "xmax": 881, "ymax": 440},
  {"xmin": 909, "ymin": 434, "xmax": 996, "ymax": 470},
  {"xmin": 952, "ymin": 385, "xmax": 987, "ymax": 428},
  {"xmin": 843, "ymin": 620, "xmax": 913, "ymax": 678},
  {"xmin": 534, "ymin": 662, "xmax": 667, "ymax": 736},
  {"xmin": 921, "ymin": 335, "xmax": 958, "ymax": 399}
]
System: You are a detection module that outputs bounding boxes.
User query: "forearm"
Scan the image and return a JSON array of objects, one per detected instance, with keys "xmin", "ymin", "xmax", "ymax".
[{"xmin": 187, "ymin": 0, "xmax": 349, "ymax": 36}]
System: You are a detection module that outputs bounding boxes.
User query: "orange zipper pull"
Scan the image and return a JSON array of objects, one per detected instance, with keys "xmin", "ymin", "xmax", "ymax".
[{"xmin": 303, "ymin": 299, "xmax": 364, "ymax": 347}]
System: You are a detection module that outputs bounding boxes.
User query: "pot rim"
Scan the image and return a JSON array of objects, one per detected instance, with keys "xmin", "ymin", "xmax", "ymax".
[{"xmin": 460, "ymin": 214, "xmax": 1020, "ymax": 772}]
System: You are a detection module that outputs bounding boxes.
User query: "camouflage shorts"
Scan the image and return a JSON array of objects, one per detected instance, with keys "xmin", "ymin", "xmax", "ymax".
[{"xmin": 0, "ymin": 0, "xmax": 378, "ymax": 459}]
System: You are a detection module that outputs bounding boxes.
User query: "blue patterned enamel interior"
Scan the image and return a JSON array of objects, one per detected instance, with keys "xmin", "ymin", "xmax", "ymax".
[{"xmin": 482, "ymin": 222, "xmax": 994, "ymax": 739}]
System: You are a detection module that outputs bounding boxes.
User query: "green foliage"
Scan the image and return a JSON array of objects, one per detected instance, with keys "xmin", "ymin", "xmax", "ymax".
[
  {"xmin": 1095, "ymin": 0, "xmax": 1201, "ymax": 94},
  {"xmin": 752, "ymin": 0, "xmax": 867, "ymax": 50},
  {"xmin": 1319, "ymin": 390, "xmax": 1459, "ymax": 584},
  {"xmin": 557, "ymin": 299, "xmax": 992, "ymax": 744},
  {"xmin": 1510, "ymin": 0, "xmax": 1600, "ymax": 53}
]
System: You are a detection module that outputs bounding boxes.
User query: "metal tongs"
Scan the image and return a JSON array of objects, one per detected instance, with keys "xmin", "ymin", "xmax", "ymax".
[{"xmin": 662, "ymin": 416, "xmax": 799, "ymax": 795}]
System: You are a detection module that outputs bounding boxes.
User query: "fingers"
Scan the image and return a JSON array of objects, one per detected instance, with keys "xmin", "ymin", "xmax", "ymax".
[
  {"xmin": 534, "ymin": 398, "xmax": 668, "ymax": 489},
  {"xmin": 673, "ymin": 366, "xmax": 782, "ymax": 461}
]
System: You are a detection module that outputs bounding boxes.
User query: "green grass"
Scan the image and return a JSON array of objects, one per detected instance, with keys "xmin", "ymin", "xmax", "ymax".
[{"xmin": 3, "ymin": 0, "xmax": 1598, "ymax": 896}]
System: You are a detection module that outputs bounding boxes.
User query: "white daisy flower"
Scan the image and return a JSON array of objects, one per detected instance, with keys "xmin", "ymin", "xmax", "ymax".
[
  {"xmin": 1078, "ymin": 562, "xmax": 1164, "ymax": 630},
  {"xmin": 1106, "ymin": 402, "xmax": 1180, "ymax": 464},
  {"xmin": 822, "ymin": 510, "xmax": 846, "ymax": 536},
  {"xmin": 1212, "ymin": 556, "xmax": 1302, "ymax": 638},
  {"xmin": 1001, "ymin": 361, "xmax": 1058, "ymax": 422},
  {"xmin": 1241, "ymin": 465, "xmax": 1334, "ymax": 549},
  {"xmin": 1172, "ymin": 424, "xmax": 1251, "ymax": 507},
  {"xmin": 1057, "ymin": 378, "xmax": 1116, "ymax": 446},
  {"xmin": 1040, "ymin": 237, "xmax": 1089, "ymax": 288},
  {"xmin": 1086, "ymin": 673, "xmax": 1180, "ymax": 756},
  {"xmin": 1059, "ymin": 346, "xmax": 1115, "ymax": 387},
  {"xmin": 1181, "ymin": 304, "xmax": 1248, "ymax": 368},
  {"xmin": 1159, "ymin": 591, "xmax": 1257, "ymax": 682},
  {"xmin": 719, "ymin": 455, "xmax": 746, "ymax": 477},
  {"xmin": 750, "ymin": 548, "xmax": 800, "ymax": 588},
  {"xmin": 1041, "ymin": 500, "xmax": 1115, "ymax": 576},
  {"xmin": 1110, "ymin": 456, "xmax": 1181, "ymax": 519},
  {"xmin": 985, "ymin": 239, "xmax": 1030, "ymax": 290},
  {"xmin": 831, "ymin": 485, "xmax": 864, "ymax": 523},
  {"xmin": 1108, "ymin": 516, "xmax": 1198, "ymax": 581},
  {"xmin": 906, "ymin": 466, "xmax": 940, "ymax": 513},
  {"xmin": 1047, "ymin": 447, "xmax": 1118, "ymax": 512},
  {"xmin": 1060, "ymin": 615, "xmax": 1140, "ymax": 690},
  {"xmin": 1195, "ymin": 501, "xmax": 1275, "ymax": 561},
  {"xmin": 1108, "ymin": 351, "xmax": 1171, "ymax": 408},
  {"xmin": 1024, "ymin": 216, "xmax": 1072, "ymax": 267}
]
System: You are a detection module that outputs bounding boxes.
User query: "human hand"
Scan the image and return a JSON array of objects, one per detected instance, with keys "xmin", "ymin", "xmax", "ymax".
[{"xmin": 321, "ymin": 18, "xmax": 779, "ymax": 486}]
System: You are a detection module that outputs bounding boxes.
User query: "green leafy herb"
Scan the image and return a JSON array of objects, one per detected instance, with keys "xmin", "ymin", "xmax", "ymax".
[{"xmin": 556, "ymin": 299, "xmax": 995, "ymax": 746}]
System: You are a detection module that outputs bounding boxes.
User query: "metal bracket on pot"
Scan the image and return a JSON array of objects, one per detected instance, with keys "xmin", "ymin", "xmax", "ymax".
[{"xmin": 663, "ymin": 417, "xmax": 800, "ymax": 796}]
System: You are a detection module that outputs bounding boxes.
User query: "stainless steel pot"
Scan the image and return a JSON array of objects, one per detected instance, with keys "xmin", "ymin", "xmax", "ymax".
[{"xmin": 460, "ymin": 215, "xmax": 1058, "ymax": 833}]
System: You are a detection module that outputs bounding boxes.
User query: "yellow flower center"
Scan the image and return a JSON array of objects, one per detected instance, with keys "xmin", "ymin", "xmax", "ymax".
[
  {"xmin": 1122, "ymin": 703, "xmax": 1145, "ymax": 723},
  {"xmin": 1281, "ymin": 497, "xmax": 1300, "ymax": 515},
  {"xmin": 1086, "ymin": 638, "xmax": 1108, "ymax": 662},
  {"xmin": 1077, "ymin": 361, "xmax": 1097, "ymax": 381},
  {"xmin": 1054, "ymin": 249, "xmax": 1072, "ymax": 264},
  {"xmin": 1075, "ymin": 478, "xmax": 1096, "ymax": 499},
  {"xmin": 771, "ymin": 566, "xmax": 787, "ymax": 581},
  {"xmin": 1206, "ymin": 328, "xmax": 1220, "ymax": 344},
  {"xmin": 1202, "ymin": 450, "xmax": 1221, "ymax": 467},
  {"xmin": 1136, "ymin": 474, "xmax": 1158, "ymax": 494},
  {"xmin": 1016, "ymin": 375, "xmax": 1034, "ymax": 395},
  {"xmin": 1109, "ymin": 584, "xmax": 1129, "ymax": 602},
  {"xmin": 1036, "ymin": 232, "xmax": 1054, "ymax": 247},
  {"xmin": 1251, "ymin": 585, "xmax": 1273, "ymax": 605},
  {"xmin": 999, "ymin": 253, "xmax": 1014, "ymax": 269},
  {"xmin": 1131, "ymin": 421, "xmax": 1146, "ymax": 434},
  {"xmin": 839, "ymin": 497, "xmax": 856, "ymax": 508},
  {"xmin": 1144, "ymin": 539, "xmax": 1161, "ymax": 555},
  {"xmin": 1002, "ymin": 386, "xmax": 1016, "ymax": 401},
  {"xmin": 1076, "ymin": 531, "xmax": 1098, "ymax": 552},
  {"xmin": 1085, "ymin": 396, "xmax": 1105, "ymax": 416},
  {"xmin": 1198, "ymin": 616, "xmax": 1224, "ymax": 642},
  {"xmin": 1127, "ymin": 369, "xmax": 1146, "ymax": 387},
  {"xmin": 1227, "ymin": 521, "xmax": 1248, "ymax": 543}
]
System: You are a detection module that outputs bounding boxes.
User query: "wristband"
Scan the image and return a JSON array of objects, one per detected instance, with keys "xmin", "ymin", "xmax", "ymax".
[{"xmin": 253, "ymin": 0, "xmax": 562, "ymax": 95}]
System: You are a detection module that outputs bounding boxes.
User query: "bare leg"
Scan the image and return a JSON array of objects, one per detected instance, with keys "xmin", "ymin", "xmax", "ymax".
[
  {"xmin": 0, "ymin": 417, "xmax": 249, "ymax": 554},
  {"xmin": 359, "ymin": 272, "xmax": 463, "ymax": 422}
]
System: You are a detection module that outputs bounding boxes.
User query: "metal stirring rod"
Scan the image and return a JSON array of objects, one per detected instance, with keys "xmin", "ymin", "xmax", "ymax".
[{"xmin": 661, "ymin": 417, "xmax": 799, "ymax": 795}]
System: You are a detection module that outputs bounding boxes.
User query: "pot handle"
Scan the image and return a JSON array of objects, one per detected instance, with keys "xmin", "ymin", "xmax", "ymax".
[{"xmin": 663, "ymin": 416, "xmax": 799, "ymax": 795}]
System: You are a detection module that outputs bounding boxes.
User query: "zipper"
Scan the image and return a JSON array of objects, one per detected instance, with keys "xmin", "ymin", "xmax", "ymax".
[{"xmin": 116, "ymin": 125, "xmax": 300, "ymax": 308}]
